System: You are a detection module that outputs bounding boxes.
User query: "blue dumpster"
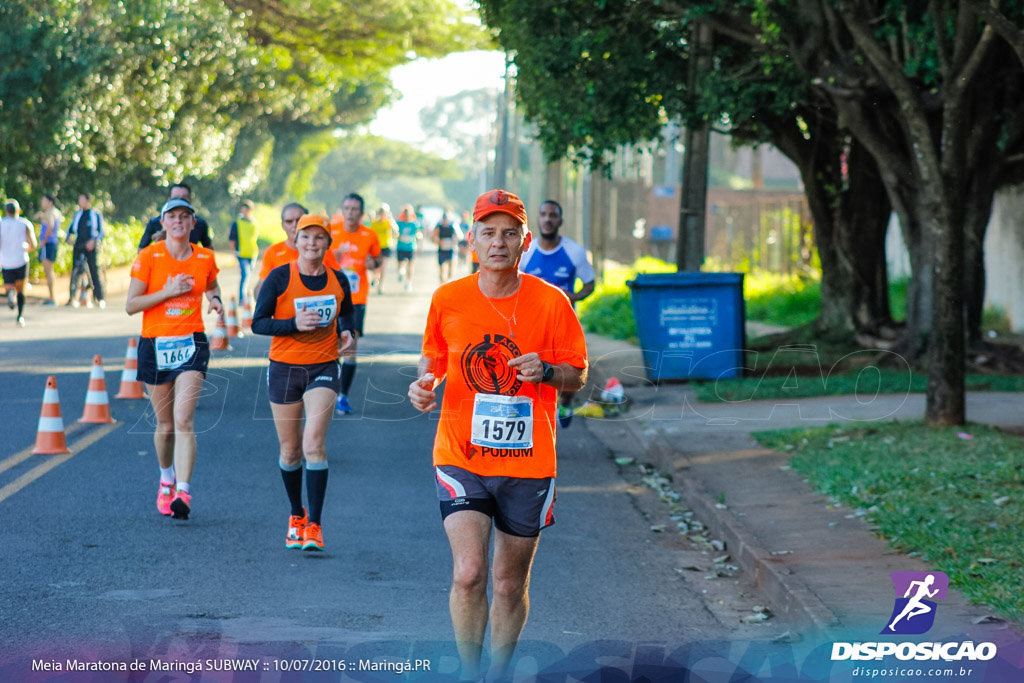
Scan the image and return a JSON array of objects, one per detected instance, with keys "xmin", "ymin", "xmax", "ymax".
[{"xmin": 626, "ymin": 272, "xmax": 745, "ymax": 381}]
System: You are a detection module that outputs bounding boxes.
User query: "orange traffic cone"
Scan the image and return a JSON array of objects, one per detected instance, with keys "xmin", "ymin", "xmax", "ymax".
[
  {"xmin": 80, "ymin": 355, "xmax": 115, "ymax": 423},
  {"xmin": 115, "ymin": 338, "xmax": 146, "ymax": 399},
  {"xmin": 34, "ymin": 376, "xmax": 71, "ymax": 454},
  {"xmin": 240, "ymin": 297, "xmax": 253, "ymax": 330},
  {"xmin": 226, "ymin": 298, "xmax": 243, "ymax": 338},
  {"xmin": 209, "ymin": 312, "xmax": 232, "ymax": 351}
]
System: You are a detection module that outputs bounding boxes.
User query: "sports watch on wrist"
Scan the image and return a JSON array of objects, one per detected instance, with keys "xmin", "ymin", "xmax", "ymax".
[{"xmin": 541, "ymin": 361, "xmax": 555, "ymax": 383}]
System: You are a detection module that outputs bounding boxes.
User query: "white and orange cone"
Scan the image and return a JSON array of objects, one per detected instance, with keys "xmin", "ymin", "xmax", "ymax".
[
  {"xmin": 80, "ymin": 355, "xmax": 115, "ymax": 424},
  {"xmin": 209, "ymin": 312, "xmax": 232, "ymax": 351},
  {"xmin": 226, "ymin": 298, "xmax": 243, "ymax": 338},
  {"xmin": 34, "ymin": 376, "xmax": 71, "ymax": 454},
  {"xmin": 115, "ymin": 337, "xmax": 146, "ymax": 399},
  {"xmin": 240, "ymin": 297, "xmax": 253, "ymax": 330}
]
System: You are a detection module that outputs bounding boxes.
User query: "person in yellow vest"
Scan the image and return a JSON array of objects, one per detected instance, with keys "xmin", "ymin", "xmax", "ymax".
[
  {"xmin": 369, "ymin": 204, "xmax": 397, "ymax": 294},
  {"xmin": 229, "ymin": 199, "xmax": 260, "ymax": 304}
]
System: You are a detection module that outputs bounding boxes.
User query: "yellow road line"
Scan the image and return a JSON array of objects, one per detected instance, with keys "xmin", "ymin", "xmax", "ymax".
[
  {"xmin": 0, "ymin": 423, "xmax": 120, "ymax": 504},
  {"xmin": 0, "ymin": 422, "xmax": 87, "ymax": 476}
]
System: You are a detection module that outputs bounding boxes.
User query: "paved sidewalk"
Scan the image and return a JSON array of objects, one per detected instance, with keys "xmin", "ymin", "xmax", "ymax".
[{"xmin": 580, "ymin": 333, "xmax": 1023, "ymax": 646}]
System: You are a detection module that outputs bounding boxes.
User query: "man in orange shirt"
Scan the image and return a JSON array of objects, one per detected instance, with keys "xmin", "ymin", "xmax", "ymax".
[
  {"xmin": 330, "ymin": 193, "xmax": 381, "ymax": 415},
  {"xmin": 253, "ymin": 202, "xmax": 340, "ymax": 301},
  {"xmin": 408, "ymin": 189, "xmax": 588, "ymax": 680}
]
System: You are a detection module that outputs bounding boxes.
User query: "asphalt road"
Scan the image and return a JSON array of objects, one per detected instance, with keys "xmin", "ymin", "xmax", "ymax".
[{"xmin": 0, "ymin": 258, "xmax": 773, "ymax": 680}]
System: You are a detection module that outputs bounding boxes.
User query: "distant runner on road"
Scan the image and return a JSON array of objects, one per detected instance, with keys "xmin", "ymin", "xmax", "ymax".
[
  {"xmin": 329, "ymin": 193, "xmax": 381, "ymax": 416},
  {"xmin": 1, "ymin": 199, "xmax": 38, "ymax": 327},
  {"xmin": 251, "ymin": 213, "xmax": 355, "ymax": 552},
  {"xmin": 408, "ymin": 189, "xmax": 588, "ymax": 680},
  {"xmin": 228, "ymin": 199, "xmax": 259, "ymax": 304},
  {"xmin": 126, "ymin": 198, "xmax": 223, "ymax": 521},
  {"xmin": 395, "ymin": 204, "xmax": 422, "ymax": 292},
  {"xmin": 519, "ymin": 199, "xmax": 595, "ymax": 427}
]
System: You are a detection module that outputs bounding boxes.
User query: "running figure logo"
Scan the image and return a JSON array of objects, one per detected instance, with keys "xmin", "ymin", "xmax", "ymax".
[
  {"xmin": 461, "ymin": 334, "xmax": 523, "ymax": 396},
  {"xmin": 882, "ymin": 571, "xmax": 949, "ymax": 635}
]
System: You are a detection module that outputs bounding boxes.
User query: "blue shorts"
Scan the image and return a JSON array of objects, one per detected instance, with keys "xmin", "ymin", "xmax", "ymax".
[
  {"xmin": 138, "ymin": 333, "xmax": 211, "ymax": 386},
  {"xmin": 267, "ymin": 359, "xmax": 341, "ymax": 404},
  {"xmin": 39, "ymin": 243, "xmax": 58, "ymax": 262},
  {"xmin": 437, "ymin": 250, "xmax": 454, "ymax": 265},
  {"xmin": 435, "ymin": 465, "xmax": 556, "ymax": 537}
]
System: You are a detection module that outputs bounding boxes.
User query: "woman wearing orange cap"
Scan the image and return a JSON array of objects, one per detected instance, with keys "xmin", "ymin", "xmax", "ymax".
[
  {"xmin": 251, "ymin": 213, "xmax": 355, "ymax": 552},
  {"xmin": 126, "ymin": 198, "xmax": 223, "ymax": 521}
]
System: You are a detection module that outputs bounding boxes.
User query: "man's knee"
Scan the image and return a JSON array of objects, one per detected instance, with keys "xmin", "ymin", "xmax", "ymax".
[
  {"xmin": 491, "ymin": 568, "xmax": 530, "ymax": 602},
  {"xmin": 451, "ymin": 557, "xmax": 489, "ymax": 595}
]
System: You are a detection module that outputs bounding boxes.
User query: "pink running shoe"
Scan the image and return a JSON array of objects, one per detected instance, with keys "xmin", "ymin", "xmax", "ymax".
[
  {"xmin": 157, "ymin": 482, "xmax": 174, "ymax": 516},
  {"xmin": 170, "ymin": 490, "xmax": 192, "ymax": 519}
]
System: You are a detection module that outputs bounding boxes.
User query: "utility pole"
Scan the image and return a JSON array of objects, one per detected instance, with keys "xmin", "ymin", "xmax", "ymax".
[{"xmin": 676, "ymin": 23, "xmax": 713, "ymax": 272}]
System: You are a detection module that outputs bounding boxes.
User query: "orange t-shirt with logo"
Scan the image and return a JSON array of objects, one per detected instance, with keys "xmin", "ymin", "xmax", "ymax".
[
  {"xmin": 421, "ymin": 273, "xmax": 588, "ymax": 478},
  {"xmin": 131, "ymin": 241, "xmax": 220, "ymax": 338},
  {"xmin": 330, "ymin": 224, "xmax": 381, "ymax": 305},
  {"xmin": 258, "ymin": 240, "xmax": 339, "ymax": 280}
]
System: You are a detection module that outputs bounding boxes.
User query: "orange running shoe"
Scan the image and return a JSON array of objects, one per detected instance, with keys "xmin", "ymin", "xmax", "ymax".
[
  {"xmin": 303, "ymin": 522, "xmax": 324, "ymax": 551},
  {"xmin": 285, "ymin": 509, "xmax": 308, "ymax": 549},
  {"xmin": 157, "ymin": 483, "xmax": 174, "ymax": 516},
  {"xmin": 170, "ymin": 490, "xmax": 192, "ymax": 519}
]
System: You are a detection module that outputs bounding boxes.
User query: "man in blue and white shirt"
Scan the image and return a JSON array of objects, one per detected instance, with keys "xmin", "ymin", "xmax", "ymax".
[
  {"xmin": 66, "ymin": 193, "xmax": 105, "ymax": 307},
  {"xmin": 520, "ymin": 199, "xmax": 595, "ymax": 426}
]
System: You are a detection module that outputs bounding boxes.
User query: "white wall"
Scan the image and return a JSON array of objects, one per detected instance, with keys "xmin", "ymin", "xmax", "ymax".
[{"xmin": 885, "ymin": 185, "xmax": 1024, "ymax": 332}]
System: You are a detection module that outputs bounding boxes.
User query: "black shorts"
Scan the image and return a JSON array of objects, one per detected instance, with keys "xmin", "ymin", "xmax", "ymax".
[
  {"xmin": 39, "ymin": 243, "xmax": 58, "ymax": 262},
  {"xmin": 267, "ymin": 359, "xmax": 341, "ymax": 404},
  {"xmin": 396, "ymin": 250, "xmax": 414, "ymax": 262},
  {"xmin": 351, "ymin": 304, "xmax": 366, "ymax": 336},
  {"xmin": 379, "ymin": 247, "xmax": 392, "ymax": 258},
  {"xmin": 438, "ymin": 250, "xmax": 454, "ymax": 265},
  {"xmin": 138, "ymin": 333, "xmax": 211, "ymax": 386},
  {"xmin": 435, "ymin": 465, "xmax": 556, "ymax": 537},
  {"xmin": 2, "ymin": 264, "xmax": 28, "ymax": 284}
]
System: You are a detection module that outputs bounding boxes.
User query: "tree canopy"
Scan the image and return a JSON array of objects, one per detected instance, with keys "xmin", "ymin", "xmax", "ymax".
[
  {"xmin": 479, "ymin": 0, "xmax": 1024, "ymax": 425},
  {"xmin": 0, "ymin": 0, "xmax": 485, "ymax": 220}
]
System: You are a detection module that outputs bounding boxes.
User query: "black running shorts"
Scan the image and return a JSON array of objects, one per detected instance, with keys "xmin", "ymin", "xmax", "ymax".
[
  {"xmin": 138, "ymin": 333, "xmax": 210, "ymax": 386},
  {"xmin": 435, "ymin": 465, "xmax": 556, "ymax": 537},
  {"xmin": 267, "ymin": 359, "xmax": 342, "ymax": 404}
]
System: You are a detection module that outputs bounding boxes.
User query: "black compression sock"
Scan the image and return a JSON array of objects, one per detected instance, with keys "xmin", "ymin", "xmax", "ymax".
[
  {"xmin": 280, "ymin": 461, "xmax": 304, "ymax": 517},
  {"xmin": 340, "ymin": 361, "xmax": 356, "ymax": 396},
  {"xmin": 305, "ymin": 462, "xmax": 329, "ymax": 526}
]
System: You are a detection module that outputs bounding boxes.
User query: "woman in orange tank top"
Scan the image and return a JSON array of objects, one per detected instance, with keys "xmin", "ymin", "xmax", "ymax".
[{"xmin": 250, "ymin": 214, "xmax": 355, "ymax": 552}]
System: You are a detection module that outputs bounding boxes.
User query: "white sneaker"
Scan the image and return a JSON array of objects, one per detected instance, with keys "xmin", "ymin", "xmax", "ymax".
[{"xmin": 97, "ymin": 300, "xmax": 106, "ymax": 309}]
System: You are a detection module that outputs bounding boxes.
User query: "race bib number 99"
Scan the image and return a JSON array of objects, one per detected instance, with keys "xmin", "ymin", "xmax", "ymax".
[
  {"xmin": 293, "ymin": 294, "xmax": 338, "ymax": 327},
  {"xmin": 155, "ymin": 334, "xmax": 196, "ymax": 371},
  {"xmin": 471, "ymin": 394, "xmax": 534, "ymax": 450}
]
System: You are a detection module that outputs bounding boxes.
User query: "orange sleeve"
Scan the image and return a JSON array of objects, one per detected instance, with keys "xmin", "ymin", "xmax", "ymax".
[
  {"xmin": 368, "ymin": 231, "xmax": 381, "ymax": 257},
  {"xmin": 550, "ymin": 292, "xmax": 588, "ymax": 369},
  {"xmin": 259, "ymin": 248, "xmax": 278, "ymax": 279},
  {"xmin": 131, "ymin": 248, "xmax": 153, "ymax": 283},
  {"xmin": 421, "ymin": 293, "xmax": 448, "ymax": 381}
]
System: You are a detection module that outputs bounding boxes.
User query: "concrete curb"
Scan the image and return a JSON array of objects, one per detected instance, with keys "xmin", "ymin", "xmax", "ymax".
[{"xmin": 583, "ymin": 362, "xmax": 841, "ymax": 635}]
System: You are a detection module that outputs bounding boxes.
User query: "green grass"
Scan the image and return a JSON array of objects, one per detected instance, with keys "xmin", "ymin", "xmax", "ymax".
[
  {"xmin": 577, "ymin": 257, "xmax": 675, "ymax": 343},
  {"xmin": 755, "ymin": 422, "xmax": 1024, "ymax": 623},
  {"xmin": 695, "ymin": 370, "xmax": 1024, "ymax": 402}
]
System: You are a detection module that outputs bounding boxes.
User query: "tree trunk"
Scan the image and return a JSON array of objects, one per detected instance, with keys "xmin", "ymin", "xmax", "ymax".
[
  {"xmin": 775, "ymin": 120, "xmax": 892, "ymax": 336},
  {"xmin": 963, "ymin": 166, "xmax": 1001, "ymax": 344}
]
